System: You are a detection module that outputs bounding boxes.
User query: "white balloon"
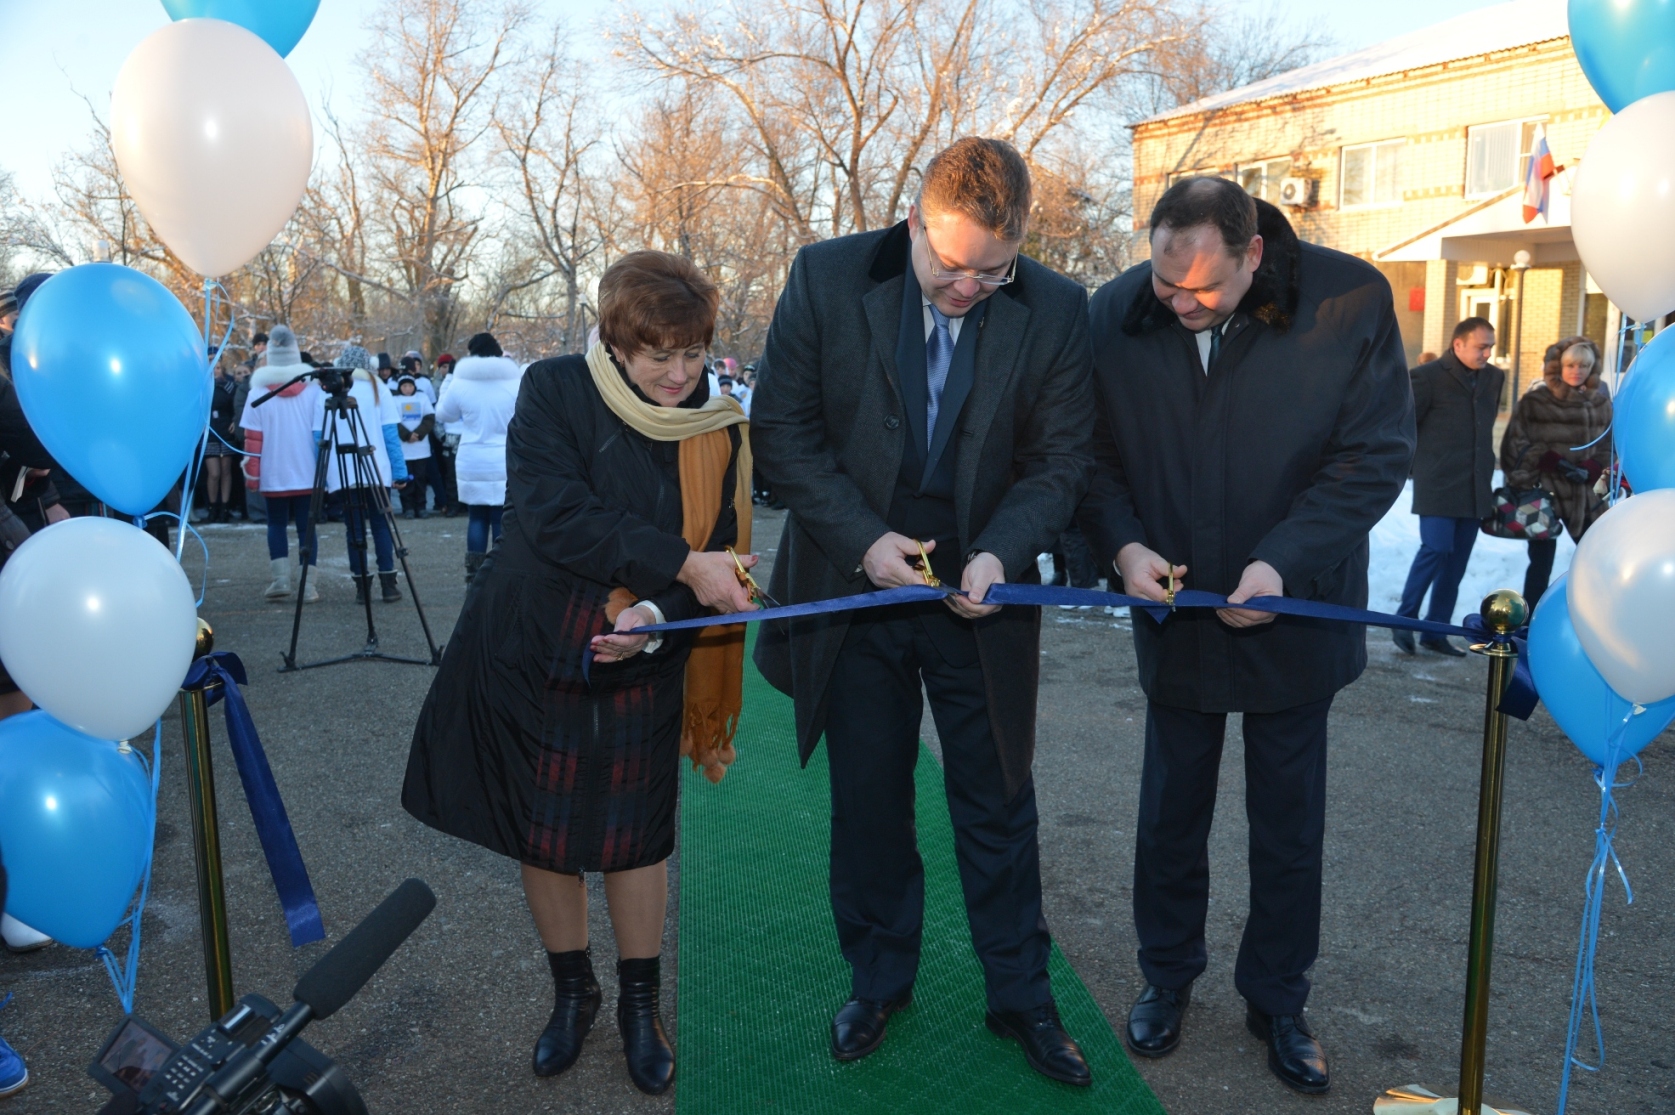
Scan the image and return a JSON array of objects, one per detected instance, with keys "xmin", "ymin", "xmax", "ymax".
[
  {"xmin": 1568, "ymin": 489, "xmax": 1675, "ymax": 704},
  {"xmin": 110, "ymin": 19, "xmax": 313, "ymax": 278},
  {"xmin": 0, "ymin": 518, "xmax": 199, "ymax": 741},
  {"xmin": 1571, "ymin": 90, "xmax": 1675, "ymax": 323}
]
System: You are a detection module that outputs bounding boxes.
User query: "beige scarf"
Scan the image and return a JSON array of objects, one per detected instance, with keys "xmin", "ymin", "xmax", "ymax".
[{"xmin": 586, "ymin": 342, "xmax": 753, "ymax": 783}]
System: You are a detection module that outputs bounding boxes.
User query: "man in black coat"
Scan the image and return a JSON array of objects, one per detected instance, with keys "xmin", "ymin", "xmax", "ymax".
[
  {"xmin": 1079, "ymin": 177, "xmax": 1414, "ymax": 1094},
  {"xmin": 1394, "ymin": 318, "xmax": 1504, "ymax": 655},
  {"xmin": 751, "ymin": 138, "xmax": 1095, "ymax": 1085}
]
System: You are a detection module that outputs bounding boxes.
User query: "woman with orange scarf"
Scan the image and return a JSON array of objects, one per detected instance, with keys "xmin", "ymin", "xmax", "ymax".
[{"xmin": 402, "ymin": 252, "xmax": 755, "ymax": 1096}]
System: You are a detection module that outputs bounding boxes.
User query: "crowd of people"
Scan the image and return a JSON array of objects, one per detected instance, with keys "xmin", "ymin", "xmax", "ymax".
[{"xmin": 0, "ymin": 134, "xmax": 1622, "ymax": 1106}]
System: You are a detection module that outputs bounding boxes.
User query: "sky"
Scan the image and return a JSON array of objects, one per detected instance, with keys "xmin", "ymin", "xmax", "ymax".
[{"xmin": 0, "ymin": 0, "xmax": 1512, "ymax": 204}]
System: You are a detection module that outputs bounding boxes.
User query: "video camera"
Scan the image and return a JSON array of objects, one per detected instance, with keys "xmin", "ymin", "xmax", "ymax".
[
  {"xmin": 249, "ymin": 366, "xmax": 355, "ymax": 409},
  {"xmin": 89, "ymin": 879, "xmax": 436, "ymax": 1115}
]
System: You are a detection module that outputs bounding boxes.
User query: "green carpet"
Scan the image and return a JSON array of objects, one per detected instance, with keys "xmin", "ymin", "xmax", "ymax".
[{"xmin": 675, "ymin": 637, "xmax": 1165, "ymax": 1114}]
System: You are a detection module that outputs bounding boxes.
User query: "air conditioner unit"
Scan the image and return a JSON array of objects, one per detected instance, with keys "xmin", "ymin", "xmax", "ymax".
[{"xmin": 1277, "ymin": 177, "xmax": 1316, "ymax": 207}]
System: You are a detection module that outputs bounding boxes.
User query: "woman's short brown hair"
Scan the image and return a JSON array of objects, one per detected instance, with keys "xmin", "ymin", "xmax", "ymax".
[
  {"xmin": 597, "ymin": 251, "xmax": 719, "ymax": 357},
  {"xmin": 918, "ymin": 137, "xmax": 1033, "ymax": 242}
]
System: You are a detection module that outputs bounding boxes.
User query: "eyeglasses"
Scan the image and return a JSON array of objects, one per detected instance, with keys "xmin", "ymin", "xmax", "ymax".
[{"xmin": 919, "ymin": 229, "xmax": 1018, "ymax": 289}]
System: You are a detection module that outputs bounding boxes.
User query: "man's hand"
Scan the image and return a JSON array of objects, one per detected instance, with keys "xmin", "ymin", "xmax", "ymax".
[
  {"xmin": 949, "ymin": 552, "xmax": 1004, "ymax": 618},
  {"xmin": 44, "ymin": 503, "xmax": 69, "ymax": 525},
  {"xmin": 590, "ymin": 604, "xmax": 653, "ymax": 662},
  {"xmin": 1116, "ymin": 542, "xmax": 1187, "ymax": 603},
  {"xmin": 1218, "ymin": 560, "xmax": 1283, "ymax": 628},
  {"xmin": 863, "ymin": 532, "xmax": 933, "ymax": 589},
  {"xmin": 677, "ymin": 548, "xmax": 757, "ymax": 614}
]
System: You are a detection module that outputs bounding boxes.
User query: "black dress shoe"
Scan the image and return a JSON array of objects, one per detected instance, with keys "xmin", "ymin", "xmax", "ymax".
[
  {"xmin": 986, "ymin": 1002, "xmax": 1092, "ymax": 1086},
  {"xmin": 830, "ymin": 994, "xmax": 911, "ymax": 1061},
  {"xmin": 1392, "ymin": 628, "xmax": 1416, "ymax": 655},
  {"xmin": 1246, "ymin": 1006, "xmax": 1330, "ymax": 1094},
  {"xmin": 1420, "ymin": 637, "xmax": 1467, "ymax": 657},
  {"xmin": 532, "ymin": 950, "xmax": 601, "ymax": 1078},
  {"xmin": 618, "ymin": 958, "xmax": 675, "ymax": 1095},
  {"xmin": 1125, "ymin": 983, "xmax": 1190, "ymax": 1057}
]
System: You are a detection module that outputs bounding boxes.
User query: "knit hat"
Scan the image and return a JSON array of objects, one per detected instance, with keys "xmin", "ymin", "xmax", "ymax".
[
  {"xmin": 266, "ymin": 325, "xmax": 302, "ymax": 367},
  {"xmin": 436, "ymin": 353, "xmax": 456, "ymax": 366},
  {"xmin": 339, "ymin": 343, "xmax": 372, "ymax": 370},
  {"xmin": 395, "ymin": 374, "xmax": 418, "ymax": 392},
  {"xmin": 13, "ymin": 272, "xmax": 52, "ymax": 312}
]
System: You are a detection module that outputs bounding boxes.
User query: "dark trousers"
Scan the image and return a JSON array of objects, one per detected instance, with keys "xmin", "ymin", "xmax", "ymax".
[
  {"xmin": 328, "ymin": 489, "xmax": 395, "ymax": 574},
  {"xmin": 1133, "ymin": 696, "xmax": 1332, "ymax": 1016},
  {"xmin": 1524, "ymin": 537, "xmax": 1559, "ymax": 611},
  {"xmin": 400, "ymin": 458, "xmax": 431, "ymax": 514},
  {"xmin": 823, "ymin": 610, "xmax": 1052, "ymax": 1013},
  {"xmin": 1398, "ymin": 515, "xmax": 1480, "ymax": 623},
  {"xmin": 264, "ymin": 493, "xmax": 315, "ymax": 563}
]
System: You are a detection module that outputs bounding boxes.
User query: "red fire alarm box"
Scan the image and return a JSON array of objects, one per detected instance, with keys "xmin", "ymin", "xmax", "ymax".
[{"xmin": 1408, "ymin": 287, "xmax": 1426, "ymax": 313}]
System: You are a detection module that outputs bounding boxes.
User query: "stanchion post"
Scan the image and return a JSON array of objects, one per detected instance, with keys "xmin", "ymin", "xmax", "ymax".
[
  {"xmin": 1375, "ymin": 590, "xmax": 1531, "ymax": 1115},
  {"xmin": 179, "ymin": 619, "xmax": 235, "ymax": 1019}
]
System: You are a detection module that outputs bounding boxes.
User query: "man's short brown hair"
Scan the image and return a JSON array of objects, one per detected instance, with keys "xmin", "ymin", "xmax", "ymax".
[
  {"xmin": 918, "ymin": 138, "xmax": 1033, "ymax": 242},
  {"xmin": 597, "ymin": 251, "xmax": 719, "ymax": 357}
]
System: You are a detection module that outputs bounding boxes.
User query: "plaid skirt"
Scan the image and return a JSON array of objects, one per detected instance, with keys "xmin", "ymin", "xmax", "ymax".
[{"xmin": 403, "ymin": 559, "xmax": 685, "ymax": 874}]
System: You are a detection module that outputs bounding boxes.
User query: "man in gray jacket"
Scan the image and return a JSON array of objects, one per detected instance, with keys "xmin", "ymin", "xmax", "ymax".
[
  {"xmin": 751, "ymin": 138, "xmax": 1095, "ymax": 1085},
  {"xmin": 1394, "ymin": 318, "xmax": 1504, "ymax": 654}
]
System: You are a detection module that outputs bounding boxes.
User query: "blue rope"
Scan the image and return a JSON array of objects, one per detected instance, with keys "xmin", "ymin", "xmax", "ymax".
[
  {"xmin": 93, "ymin": 721, "xmax": 163, "ymax": 1015},
  {"xmin": 1554, "ymin": 714, "xmax": 1640, "ymax": 1114}
]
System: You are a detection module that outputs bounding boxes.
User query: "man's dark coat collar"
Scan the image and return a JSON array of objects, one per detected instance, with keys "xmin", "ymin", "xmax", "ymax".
[{"xmin": 1121, "ymin": 197, "xmax": 1302, "ymax": 338}]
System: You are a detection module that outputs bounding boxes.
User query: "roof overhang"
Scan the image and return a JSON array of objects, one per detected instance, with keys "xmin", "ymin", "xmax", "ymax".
[{"xmin": 1375, "ymin": 174, "xmax": 1576, "ymax": 265}]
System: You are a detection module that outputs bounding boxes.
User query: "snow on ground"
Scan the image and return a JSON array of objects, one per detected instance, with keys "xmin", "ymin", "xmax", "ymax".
[{"xmin": 1368, "ymin": 477, "xmax": 1576, "ymax": 624}]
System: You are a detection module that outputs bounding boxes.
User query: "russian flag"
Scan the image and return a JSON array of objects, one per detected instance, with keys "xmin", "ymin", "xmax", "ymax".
[{"xmin": 1522, "ymin": 125, "xmax": 1556, "ymax": 223}]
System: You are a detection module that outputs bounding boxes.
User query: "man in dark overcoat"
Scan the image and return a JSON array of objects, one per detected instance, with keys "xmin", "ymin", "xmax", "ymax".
[
  {"xmin": 1394, "ymin": 318, "xmax": 1504, "ymax": 654},
  {"xmin": 1079, "ymin": 177, "xmax": 1414, "ymax": 1094},
  {"xmin": 750, "ymin": 138, "xmax": 1095, "ymax": 1085}
]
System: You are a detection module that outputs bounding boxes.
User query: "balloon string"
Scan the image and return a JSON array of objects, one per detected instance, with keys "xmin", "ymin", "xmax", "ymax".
[
  {"xmin": 145, "ymin": 512, "xmax": 210, "ymax": 606},
  {"xmin": 1555, "ymin": 720, "xmax": 1637, "ymax": 1115},
  {"xmin": 94, "ymin": 720, "xmax": 162, "ymax": 1015}
]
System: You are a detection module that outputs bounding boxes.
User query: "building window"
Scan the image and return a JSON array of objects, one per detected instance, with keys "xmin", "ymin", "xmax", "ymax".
[
  {"xmin": 1466, "ymin": 119, "xmax": 1543, "ymax": 198},
  {"xmin": 1340, "ymin": 140, "xmax": 1403, "ymax": 208},
  {"xmin": 1238, "ymin": 158, "xmax": 1292, "ymax": 203}
]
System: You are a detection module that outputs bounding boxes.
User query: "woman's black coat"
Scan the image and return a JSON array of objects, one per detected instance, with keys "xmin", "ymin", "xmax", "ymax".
[{"xmin": 1079, "ymin": 202, "xmax": 1416, "ymax": 713}]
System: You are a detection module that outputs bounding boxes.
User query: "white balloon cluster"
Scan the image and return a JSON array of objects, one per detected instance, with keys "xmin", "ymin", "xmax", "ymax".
[
  {"xmin": 1570, "ymin": 91, "xmax": 1675, "ymax": 324},
  {"xmin": 111, "ymin": 19, "xmax": 314, "ymax": 278}
]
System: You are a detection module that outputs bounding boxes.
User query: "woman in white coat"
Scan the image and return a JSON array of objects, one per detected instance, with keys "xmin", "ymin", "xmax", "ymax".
[
  {"xmin": 238, "ymin": 325, "xmax": 323, "ymax": 603},
  {"xmin": 435, "ymin": 332, "xmax": 522, "ymax": 582}
]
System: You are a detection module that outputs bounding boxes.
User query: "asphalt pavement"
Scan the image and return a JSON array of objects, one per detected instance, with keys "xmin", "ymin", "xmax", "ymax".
[{"xmin": 3, "ymin": 507, "xmax": 1671, "ymax": 1114}]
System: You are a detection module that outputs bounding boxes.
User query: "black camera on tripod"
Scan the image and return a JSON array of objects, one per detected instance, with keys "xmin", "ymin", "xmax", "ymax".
[{"xmin": 89, "ymin": 880, "xmax": 436, "ymax": 1115}]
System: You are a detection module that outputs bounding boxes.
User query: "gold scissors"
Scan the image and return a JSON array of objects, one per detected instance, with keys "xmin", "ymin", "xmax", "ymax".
[
  {"xmin": 910, "ymin": 539, "xmax": 959, "ymax": 594},
  {"xmin": 726, "ymin": 546, "xmax": 779, "ymax": 608},
  {"xmin": 1164, "ymin": 561, "xmax": 1177, "ymax": 611}
]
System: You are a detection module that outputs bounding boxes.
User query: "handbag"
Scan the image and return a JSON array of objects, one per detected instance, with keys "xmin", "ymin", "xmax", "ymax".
[{"xmin": 1481, "ymin": 486, "xmax": 1559, "ymax": 541}]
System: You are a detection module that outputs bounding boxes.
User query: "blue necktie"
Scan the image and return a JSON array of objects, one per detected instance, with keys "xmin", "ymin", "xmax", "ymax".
[{"xmin": 925, "ymin": 305, "xmax": 953, "ymax": 451}]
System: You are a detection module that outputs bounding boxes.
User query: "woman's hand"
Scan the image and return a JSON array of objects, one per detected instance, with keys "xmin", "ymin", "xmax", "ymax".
[
  {"xmin": 678, "ymin": 549, "xmax": 757, "ymax": 614},
  {"xmin": 590, "ymin": 604, "xmax": 653, "ymax": 662}
]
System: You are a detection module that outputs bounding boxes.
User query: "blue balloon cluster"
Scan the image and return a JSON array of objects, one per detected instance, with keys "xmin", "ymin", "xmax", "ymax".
[
  {"xmin": 1569, "ymin": 0, "xmax": 1675, "ymax": 113},
  {"xmin": 160, "ymin": 0, "xmax": 321, "ymax": 58},
  {"xmin": 10, "ymin": 265, "xmax": 210, "ymax": 517},
  {"xmin": 0, "ymin": 713, "xmax": 152, "ymax": 949}
]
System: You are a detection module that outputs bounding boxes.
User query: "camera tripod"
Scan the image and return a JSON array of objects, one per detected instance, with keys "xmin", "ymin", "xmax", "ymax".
[{"xmin": 258, "ymin": 369, "xmax": 441, "ymax": 672}]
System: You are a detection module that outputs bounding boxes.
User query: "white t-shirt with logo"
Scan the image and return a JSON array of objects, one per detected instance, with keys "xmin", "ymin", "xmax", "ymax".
[{"xmin": 396, "ymin": 392, "xmax": 434, "ymax": 460}]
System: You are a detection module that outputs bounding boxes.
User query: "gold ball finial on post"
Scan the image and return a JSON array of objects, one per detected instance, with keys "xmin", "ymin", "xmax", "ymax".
[
  {"xmin": 194, "ymin": 618, "xmax": 215, "ymax": 658},
  {"xmin": 1479, "ymin": 590, "xmax": 1528, "ymax": 635}
]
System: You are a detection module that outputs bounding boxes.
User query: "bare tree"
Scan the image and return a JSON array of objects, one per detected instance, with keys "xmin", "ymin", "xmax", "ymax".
[{"xmin": 359, "ymin": 0, "xmax": 529, "ymax": 356}]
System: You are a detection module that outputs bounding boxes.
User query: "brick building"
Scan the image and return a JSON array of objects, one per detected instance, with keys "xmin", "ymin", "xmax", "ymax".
[{"xmin": 1129, "ymin": 0, "xmax": 1618, "ymax": 400}]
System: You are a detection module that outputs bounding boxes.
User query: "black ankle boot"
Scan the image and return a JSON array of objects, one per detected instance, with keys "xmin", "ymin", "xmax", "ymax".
[
  {"xmin": 533, "ymin": 949, "xmax": 601, "ymax": 1078},
  {"xmin": 379, "ymin": 571, "xmax": 402, "ymax": 602},
  {"xmin": 618, "ymin": 957, "xmax": 674, "ymax": 1095}
]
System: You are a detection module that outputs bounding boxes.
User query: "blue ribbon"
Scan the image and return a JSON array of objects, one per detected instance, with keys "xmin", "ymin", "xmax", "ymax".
[
  {"xmin": 182, "ymin": 651, "xmax": 325, "ymax": 947},
  {"xmin": 614, "ymin": 580, "xmax": 1538, "ymax": 719}
]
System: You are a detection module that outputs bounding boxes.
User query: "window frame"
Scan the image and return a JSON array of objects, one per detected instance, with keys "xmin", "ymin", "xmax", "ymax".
[
  {"xmin": 1237, "ymin": 157, "xmax": 1294, "ymax": 204},
  {"xmin": 1464, "ymin": 117, "xmax": 1548, "ymax": 199},
  {"xmin": 1339, "ymin": 138, "xmax": 1405, "ymax": 210}
]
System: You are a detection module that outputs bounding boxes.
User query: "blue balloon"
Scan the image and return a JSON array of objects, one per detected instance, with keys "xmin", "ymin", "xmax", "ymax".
[
  {"xmin": 1570, "ymin": 0, "xmax": 1675, "ymax": 113},
  {"xmin": 11, "ymin": 264, "xmax": 210, "ymax": 517},
  {"xmin": 160, "ymin": 0, "xmax": 321, "ymax": 58},
  {"xmin": 0, "ymin": 711, "xmax": 152, "ymax": 949},
  {"xmin": 1529, "ymin": 575, "xmax": 1675, "ymax": 766},
  {"xmin": 1613, "ymin": 324, "xmax": 1675, "ymax": 492}
]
